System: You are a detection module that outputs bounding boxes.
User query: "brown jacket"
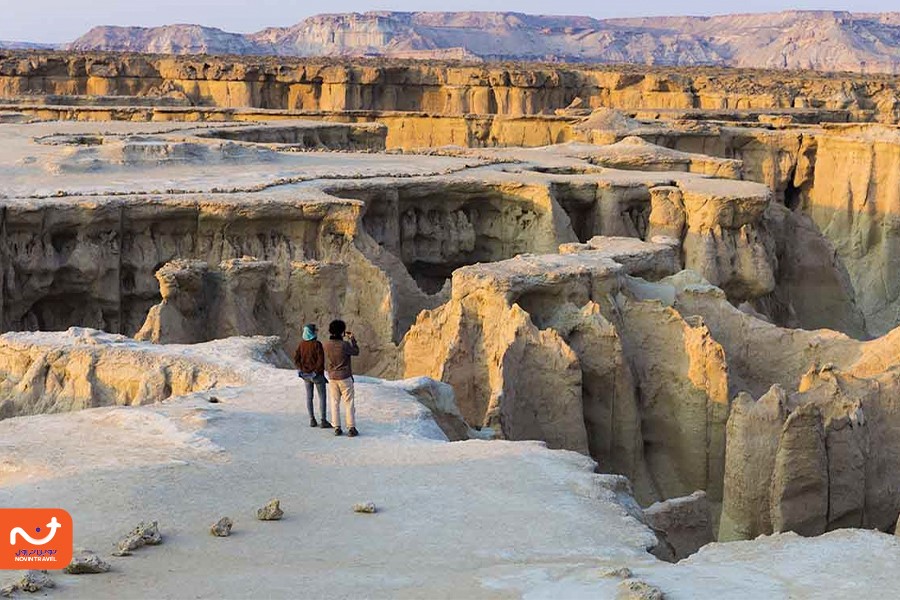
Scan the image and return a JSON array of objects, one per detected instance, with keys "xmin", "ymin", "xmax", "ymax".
[
  {"xmin": 323, "ymin": 337, "xmax": 360, "ymax": 381},
  {"xmin": 294, "ymin": 340, "xmax": 325, "ymax": 374}
]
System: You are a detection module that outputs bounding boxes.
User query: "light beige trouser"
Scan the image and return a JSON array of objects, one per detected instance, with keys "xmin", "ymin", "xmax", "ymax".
[{"xmin": 328, "ymin": 377, "xmax": 356, "ymax": 429}]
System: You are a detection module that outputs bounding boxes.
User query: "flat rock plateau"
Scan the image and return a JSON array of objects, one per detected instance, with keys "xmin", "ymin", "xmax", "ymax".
[{"xmin": 2, "ymin": 49, "xmax": 900, "ymax": 599}]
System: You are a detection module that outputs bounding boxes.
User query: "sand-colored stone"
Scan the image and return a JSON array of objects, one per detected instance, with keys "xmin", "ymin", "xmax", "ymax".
[
  {"xmin": 210, "ymin": 517, "xmax": 234, "ymax": 537},
  {"xmin": 3, "ymin": 51, "xmax": 900, "ymax": 119},
  {"xmin": 65, "ymin": 552, "xmax": 112, "ymax": 574},
  {"xmin": 114, "ymin": 520, "xmax": 163, "ymax": 556},
  {"xmin": 257, "ymin": 499, "xmax": 284, "ymax": 521}
]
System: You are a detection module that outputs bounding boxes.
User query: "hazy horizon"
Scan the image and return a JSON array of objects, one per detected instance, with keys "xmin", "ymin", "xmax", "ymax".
[{"xmin": 1, "ymin": 1, "xmax": 896, "ymax": 44}]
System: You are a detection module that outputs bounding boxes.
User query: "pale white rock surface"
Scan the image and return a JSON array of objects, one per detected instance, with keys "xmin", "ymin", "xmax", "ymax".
[
  {"xmin": 1, "ymin": 333, "xmax": 898, "ymax": 598},
  {"xmin": 0, "ymin": 334, "xmax": 655, "ymax": 598},
  {"xmin": 498, "ymin": 530, "xmax": 900, "ymax": 599}
]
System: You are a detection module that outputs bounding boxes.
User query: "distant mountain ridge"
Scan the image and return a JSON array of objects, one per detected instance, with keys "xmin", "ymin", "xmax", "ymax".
[
  {"xmin": 10, "ymin": 10, "xmax": 900, "ymax": 73},
  {"xmin": 0, "ymin": 40, "xmax": 59, "ymax": 50}
]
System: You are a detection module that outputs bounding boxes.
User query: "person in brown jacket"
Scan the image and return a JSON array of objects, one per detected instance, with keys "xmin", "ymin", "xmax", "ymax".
[
  {"xmin": 294, "ymin": 323, "xmax": 331, "ymax": 428},
  {"xmin": 323, "ymin": 319, "xmax": 360, "ymax": 437}
]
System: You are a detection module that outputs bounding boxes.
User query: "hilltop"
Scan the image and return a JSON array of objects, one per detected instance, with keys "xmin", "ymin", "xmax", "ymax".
[{"xmin": 27, "ymin": 10, "xmax": 900, "ymax": 73}]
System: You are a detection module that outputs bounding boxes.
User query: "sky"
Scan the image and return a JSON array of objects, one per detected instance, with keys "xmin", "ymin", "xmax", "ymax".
[{"xmin": 0, "ymin": 0, "xmax": 895, "ymax": 43}]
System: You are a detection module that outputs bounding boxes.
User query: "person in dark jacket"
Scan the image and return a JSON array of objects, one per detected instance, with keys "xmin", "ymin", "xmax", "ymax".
[
  {"xmin": 294, "ymin": 324, "xmax": 331, "ymax": 428},
  {"xmin": 323, "ymin": 319, "xmax": 360, "ymax": 437}
]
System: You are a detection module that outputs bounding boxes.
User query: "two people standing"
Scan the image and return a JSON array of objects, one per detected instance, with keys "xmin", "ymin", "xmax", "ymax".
[{"xmin": 293, "ymin": 320, "xmax": 360, "ymax": 437}]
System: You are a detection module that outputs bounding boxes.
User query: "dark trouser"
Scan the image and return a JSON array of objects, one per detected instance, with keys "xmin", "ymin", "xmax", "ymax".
[{"xmin": 303, "ymin": 377, "xmax": 327, "ymax": 420}]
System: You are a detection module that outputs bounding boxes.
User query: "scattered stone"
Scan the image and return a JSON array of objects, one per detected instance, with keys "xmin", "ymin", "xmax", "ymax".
[
  {"xmin": 210, "ymin": 517, "xmax": 234, "ymax": 536},
  {"xmin": 616, "ymin": 579, "xmax": 665, "ymax": 600},
  {"xmin": 20, "ymin": 570, "xmax": 54, "ymax": 593},
  {"xmin": 600, "ymin": 567, "xmax": 634, "ymax": 579},
  {"xmin": 65, "ymin": 551, "xmax": 112, "ymax": 574},
  {"xmin": 208, "ymin": 396, "xmax": 220, "ymax": 403},
  {"xmin": 257, "ymin": 499, "xmax": 283, "ymax": 521},
  {"xmin": 1, "ymin": 571, "xmax": 55, "ymax": 596},
  {"xmin": 353, "ymin": 502, "xmax": 377, "ymax": 514},
  {"xmin": 113, "ymin": 520, "xmax": 162, "ymax": 556}
]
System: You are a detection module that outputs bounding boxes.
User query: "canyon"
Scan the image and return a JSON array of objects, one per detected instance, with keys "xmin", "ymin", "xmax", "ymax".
[{"xmin": 2, "ymin": 50, "xmax": 900, "ymax": 597}]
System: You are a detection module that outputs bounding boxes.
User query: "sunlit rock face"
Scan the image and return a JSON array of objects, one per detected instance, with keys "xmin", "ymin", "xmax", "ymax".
[{"xmin": 2, "ymin": 50, "xmax": 900, "ymax": 119}]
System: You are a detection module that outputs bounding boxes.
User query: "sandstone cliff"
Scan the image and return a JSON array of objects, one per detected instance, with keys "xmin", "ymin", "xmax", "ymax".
[
  {"xmin": 626, "ymin": 272, "xmax": 900, "ymax": 539},
  {"xmin": 3, "ymin": 51, "xmax": 900, "ymax": 122},
  {"xmin": 804, "ymin": 125, "xmax": 900, "ymax": 336}
]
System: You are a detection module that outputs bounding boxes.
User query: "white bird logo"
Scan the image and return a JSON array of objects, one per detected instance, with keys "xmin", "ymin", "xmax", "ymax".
[{"xmin": 9, "ymin": 517, "xmax": 62, "ymax": 546}]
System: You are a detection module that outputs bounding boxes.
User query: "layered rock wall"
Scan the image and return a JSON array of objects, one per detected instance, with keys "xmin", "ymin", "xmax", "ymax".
[
  {"xmin": 630, "ymin": 273, "xmax": 900, "ymax": 540},
  {"xmin": 0, "ymin": 195, "xmax": 406, "ymax": 374},
  {"xmin": 2, "ymin": 52, "xmax": 899, "ymax": 121},
  {"xmin": 804, "ymin": 126, "xmax": 900, "ymax": 336},
  {"xmin": 626, "ymin": 123, "xmax": 900, "ymax": 339}
]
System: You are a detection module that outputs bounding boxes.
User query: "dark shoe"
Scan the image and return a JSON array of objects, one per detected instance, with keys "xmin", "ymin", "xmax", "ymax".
[
  {"xmin": 334, "ymin": 427, "xmax": 343, "ymax": 436},
  {"xmin": 309, "ymin": 417, "xmax": 318, "ymax": 428},
  {"xmin": 320, "ymin": 419, "xmax": 332, "ymax": 429},
  {"xmin": 348, "ymin": 427, "xmax": 359, "ymax": 438}
]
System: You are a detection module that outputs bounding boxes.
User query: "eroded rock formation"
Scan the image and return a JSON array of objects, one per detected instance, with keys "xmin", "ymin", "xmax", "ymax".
[
  {"xmin": 400, "ymin": 238, "xmax": 728, "ymax": 504},
  {"xmin": 0, "ymin": 328, "xmax": 282, "ymax": 419},
  {"xmin": 6, "ymin": 59, "xmax": 900, "ymax": 555},
  {"xmin": 398, "ymin": 228, "xmax": 900, "ymax": 535},
  {"xmin": 3, "ymin": 51, "xmax": 900, "ymax": 121}
]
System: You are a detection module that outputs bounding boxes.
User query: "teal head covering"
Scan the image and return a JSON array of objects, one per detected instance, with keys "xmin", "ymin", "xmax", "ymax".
[{"xmin": 302, "ymin": 324, "xmax": 317, "ymax": 341}]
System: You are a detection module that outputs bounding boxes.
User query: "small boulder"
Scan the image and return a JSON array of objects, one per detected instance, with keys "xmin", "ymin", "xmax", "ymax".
[
  {"xmin": 113, "ymin": 520, "xmax": 162, "ymax": 556},
  {"xmin": 644, "ymin": 491, "xmax": 713, "ymax": 560},
  {"xmin": 353, "ymin": 502, "xmax": 377, "ymax": 514},
  {"xmin": 65, "ymin": 551, "xmax": 111, "ymax": 574},
  {"xmin": 2, "ymin": 570, "xmax": 55, "ymax": 595},
  {"xmin": 210, "ymin": 517, "xmax": 234, "ymax": 537},
  {"xmin": 257, "ymin": 499, "xmax": 283, "ymax": 521},
  {"xmin": 616, "ymin": 579, "xmax": 665, "ymax": 600},
  {"xmin": 600, "ymin": 567, "xmax": 634, "ymax": 579}
]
